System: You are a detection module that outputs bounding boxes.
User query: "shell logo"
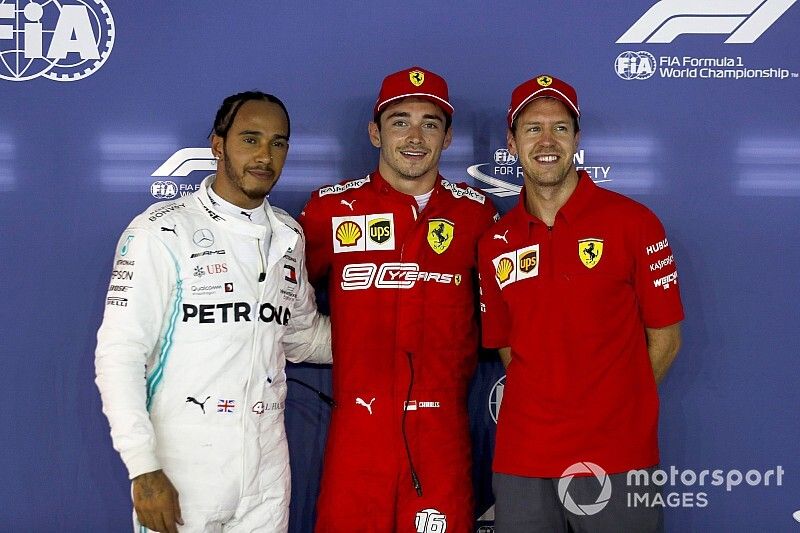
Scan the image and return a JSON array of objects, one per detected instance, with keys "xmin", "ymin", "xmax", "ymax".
[
  {"xmin": 495, "ymin": 257, "xmax": 514, "ymax": 283},
  {"xmin": 336, "ymin": 221, "xmax": 362, "ymax": 247}
]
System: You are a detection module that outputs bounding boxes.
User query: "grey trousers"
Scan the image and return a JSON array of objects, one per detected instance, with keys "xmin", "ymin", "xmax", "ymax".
[{"xmin": 493, "ymin": 468, "xmax": 663, "ymax": 533}]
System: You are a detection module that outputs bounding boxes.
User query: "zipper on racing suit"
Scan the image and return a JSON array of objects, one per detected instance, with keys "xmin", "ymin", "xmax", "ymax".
[
  {"xmin": 400, "ymin": 202, "xmax": 423, "ymax": 496},
  {"xmin": 257, "ymin": 238, "xmax": 266, "ymax": 282},
  {"xmin": 240, "ymin": 235, "xmax": 269, "ymax": 501}
]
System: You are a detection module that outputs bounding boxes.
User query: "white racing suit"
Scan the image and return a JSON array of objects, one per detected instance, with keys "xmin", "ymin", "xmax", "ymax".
[{"xmin": 96, "ymin": 176, "xmax": 331, "ymax": 532}]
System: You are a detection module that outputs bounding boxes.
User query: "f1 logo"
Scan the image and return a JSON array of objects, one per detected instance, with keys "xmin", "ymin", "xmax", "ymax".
[{"xmin": 617, "ymin": 0, "xmax": 797, "ymax": 44}]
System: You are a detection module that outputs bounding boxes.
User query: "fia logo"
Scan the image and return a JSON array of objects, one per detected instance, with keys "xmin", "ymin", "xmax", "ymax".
[
  {"xmin": 151, "ymin": 181, "xmax": 178, "ymax": 200},
  {"xmin": 615, "ymin": 51, "xmax": 656, "ymax": 80},
  {"xmin": 0, "ymin": 0, "xmax": 115, "ymax": 82}
]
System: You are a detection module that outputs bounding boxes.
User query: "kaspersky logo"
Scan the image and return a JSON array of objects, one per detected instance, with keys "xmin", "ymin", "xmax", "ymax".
[{"xmin": 617, "ymin": 0, "xmax": 797, "ymax": 44}]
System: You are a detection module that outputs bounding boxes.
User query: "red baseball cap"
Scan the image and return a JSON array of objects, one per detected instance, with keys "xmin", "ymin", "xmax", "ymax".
[
  {"xmin": 374, "ymin": 66, "xmax": 454, "ymax": 119},
  {"xmin": 507, "ymin": 74, "xmax": 580, "ymax": 128}
]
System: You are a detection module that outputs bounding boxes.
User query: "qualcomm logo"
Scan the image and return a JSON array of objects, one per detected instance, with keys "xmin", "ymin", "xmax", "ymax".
[
  {"xmin": 558, "ymin": 462, "xmax": 613, "ymax": 516},
  {"xmin": 617, "ymin": 0, "xmax": 797, "ymax": 44},
  {"xmin": 0, "ymin": 0, "xmax": 114, "ymax": 82},
  {"xmin": 150, "ymin": 148, "xmax": 216, "ymax": 200}
]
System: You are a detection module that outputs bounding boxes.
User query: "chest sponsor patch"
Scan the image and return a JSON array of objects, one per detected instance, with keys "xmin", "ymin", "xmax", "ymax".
[
  {"xmin": 427, "ymin": 218, "xmax": 454, "ymax": 254},
  {"xmin": 492, "ymin": 244, "xmax": 540, "ymax": 289},
  {"xmin": 578, "ymin": 238, "xmax": 603, "ymax": 268},
  {"xmin": 332, "ymin": 213, "xmax": 395, "ymax": 253},
  {"xmin": 318, "ymin": 176, "xmax": 370, "ymax": 196}
]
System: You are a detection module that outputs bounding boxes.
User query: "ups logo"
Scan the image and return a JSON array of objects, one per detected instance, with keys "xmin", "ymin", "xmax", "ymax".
[
  {"xmin": 519, "ymin": 250, "xmax": 538, "ymax": 273},
  {"xmin": 368, "ymin": 218, "xmax": 391, "ymax": 244}
]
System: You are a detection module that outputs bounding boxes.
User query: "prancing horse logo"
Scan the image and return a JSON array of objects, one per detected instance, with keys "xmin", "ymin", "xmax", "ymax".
[
  {"xmin": 427, "ymin": 219, "xmax": 454, "ymax": 254},
  {"xmin": 578, "ymin": 238, "xmax": 604, "ymax": 269}
]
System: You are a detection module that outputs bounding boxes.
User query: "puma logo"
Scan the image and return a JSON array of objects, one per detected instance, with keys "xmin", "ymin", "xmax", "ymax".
[
  {"xmin": 493, "ymin": 230, "xmax": 509, "ymax": 244},
  {"xmin": 186, "ymin": 395, "xmax": 211, "ymax": 413},
  {"xmin": 340, "ymin": 199, "xmax": 356, "ymax": 211},
  {"xmin": 355, "ymin": 397, "xmax": 375, "ymax": 415}
]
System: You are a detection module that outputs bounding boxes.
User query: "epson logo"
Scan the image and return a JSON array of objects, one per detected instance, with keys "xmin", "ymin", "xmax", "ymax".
[
  {"xmin": 182, "ymin": 302, "xmax": 291, "ymax": 325},
  {"xmin": 111, "ymin": 270, "xmax": 133, "ymax": 281}
]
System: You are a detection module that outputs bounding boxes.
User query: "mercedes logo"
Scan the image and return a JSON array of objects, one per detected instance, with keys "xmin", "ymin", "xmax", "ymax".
[{"xmin": 193, "ymin": 229, "xmax": 215, "ymax": 248}]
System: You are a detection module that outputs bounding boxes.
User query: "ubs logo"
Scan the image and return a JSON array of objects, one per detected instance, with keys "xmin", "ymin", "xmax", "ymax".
[{"xmin": 0, "ymin": 0, "xmax": 115, "ymax": 82}]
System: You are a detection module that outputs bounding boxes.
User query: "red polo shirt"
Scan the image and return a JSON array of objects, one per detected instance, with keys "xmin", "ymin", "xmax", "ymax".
[{"xmin": 478, "ymin": 171, "xmax": 684, "ymax": 477}]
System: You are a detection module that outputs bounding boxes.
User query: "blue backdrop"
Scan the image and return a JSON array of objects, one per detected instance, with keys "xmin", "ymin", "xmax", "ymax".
[{"xmin": 2, "ymin": 1, "xmax": 799, "ymax": 531}]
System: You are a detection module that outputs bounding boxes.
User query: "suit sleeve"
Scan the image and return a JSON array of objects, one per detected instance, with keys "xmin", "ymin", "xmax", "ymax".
[
  {"xmin": 297, "ymin": 193, "xmax": 332, "ymax": 286},
  {"xmin": 283, "ymin": 225, "xmax": 332, "ymax": 364},
  {"xmin": 633, "ymin": 209, "xmax": 685, "ymax": 328},
  {"xmin": 477, "ymin": 232, "xmax": 512, "ymax": 348},
  {"xmin": 95, "ymin": 227, "xmax": 177, "ymax": 480}
]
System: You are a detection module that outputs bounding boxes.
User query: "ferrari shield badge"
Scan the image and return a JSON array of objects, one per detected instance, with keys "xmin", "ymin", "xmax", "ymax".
[
  {"xmin": 409, "ymin": 69, "xmax": 424, "ymax": 86},
  {"xmin": 578, "ymin": 238, "xmax": 603, "ymax": 269},
  {"xmin": 427, "ymin": 219, "xmax": 454, "ymax": 254}
]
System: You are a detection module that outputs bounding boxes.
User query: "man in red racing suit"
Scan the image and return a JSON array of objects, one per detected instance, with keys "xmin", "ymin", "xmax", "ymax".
[{"xmin": 299, "ymin": 66, "xmax": 497, "ymax": 532}]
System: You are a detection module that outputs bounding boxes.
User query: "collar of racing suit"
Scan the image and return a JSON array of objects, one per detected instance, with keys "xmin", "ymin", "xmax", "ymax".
[
  {"xmin": 368, "ymin": 169, "xmax": 447, "ymax": 213},
  {"xmin": 194, "ymin": 175, "xmax": 299, "ymax": 266}
]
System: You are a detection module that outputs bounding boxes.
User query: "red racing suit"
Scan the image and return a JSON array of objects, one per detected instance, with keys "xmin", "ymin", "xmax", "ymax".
[{"xmin": 299, "ymin": 171, "xmax": 497, "ymax": 532}]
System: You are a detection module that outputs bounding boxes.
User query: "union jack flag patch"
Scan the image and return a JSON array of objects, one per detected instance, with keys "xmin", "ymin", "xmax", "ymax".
[{"xmin": 217, "ymin": 399, "xmax": 235, "ymax": 413}]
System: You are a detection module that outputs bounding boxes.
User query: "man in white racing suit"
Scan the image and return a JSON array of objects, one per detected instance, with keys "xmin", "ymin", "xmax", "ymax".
[{"xmin": 96, "ymin": 92, "xmax": 331, "ymax": 533}]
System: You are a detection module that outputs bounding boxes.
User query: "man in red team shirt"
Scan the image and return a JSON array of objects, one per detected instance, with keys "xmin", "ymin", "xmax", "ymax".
[
  {"xmin": 478, "ymin": 75, "xmax": 683, "ymax": 531},
  {"xmin": 300, "ymin": 66, "xmax": 497, "ymax": 532}
]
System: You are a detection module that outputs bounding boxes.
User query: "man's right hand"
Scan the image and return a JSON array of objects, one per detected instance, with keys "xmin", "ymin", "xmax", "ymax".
[{"xmin": 132, "ymin": 470, "xmax": 184, "ymax": 533}]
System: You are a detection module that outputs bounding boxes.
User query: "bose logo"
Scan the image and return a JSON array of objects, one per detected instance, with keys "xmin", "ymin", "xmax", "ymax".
[{"xmin": 617, "ymin": 0, "xmax": 797, "ymax": 44}]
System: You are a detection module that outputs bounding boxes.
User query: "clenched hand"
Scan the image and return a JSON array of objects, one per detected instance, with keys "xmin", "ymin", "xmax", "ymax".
[{"xmin": 133, "ymin": 470, "xmax": 184, "ymax": 532}]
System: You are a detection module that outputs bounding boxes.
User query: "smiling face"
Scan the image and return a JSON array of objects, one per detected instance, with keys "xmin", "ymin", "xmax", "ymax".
[
  {"xmin": 508, "ymin": 97, "xmax": 580, "ymax": 190},
  {"xmin": 211, "ymin": 100, "xmax": 289, "ymax": 209},
  {"xmin": 368, "ymin": 97, "xmax": 452, "ymax": 195}
]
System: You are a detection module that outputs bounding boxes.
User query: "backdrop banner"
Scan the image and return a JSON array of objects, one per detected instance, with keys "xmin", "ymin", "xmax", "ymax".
[{"xmin": 1, "ymin": 1, "xmax": 799, "ymax": 531}]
